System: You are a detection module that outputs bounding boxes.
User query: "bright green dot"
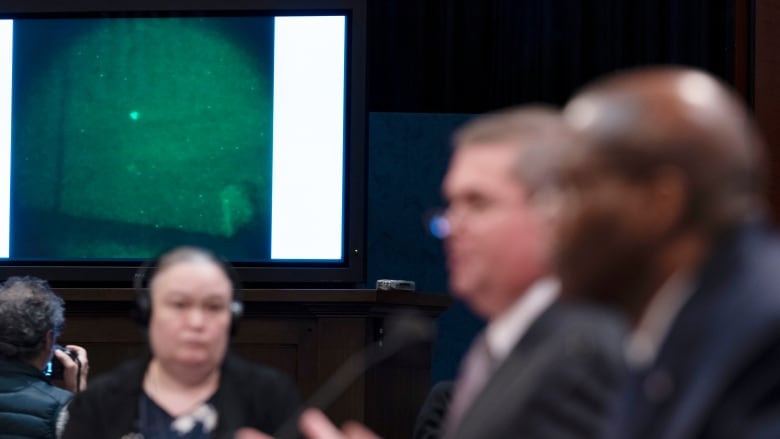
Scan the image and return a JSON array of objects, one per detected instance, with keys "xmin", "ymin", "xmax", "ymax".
[{"xmin": 129, "ymin": 111, "xmax": 140, "ymax": 120}]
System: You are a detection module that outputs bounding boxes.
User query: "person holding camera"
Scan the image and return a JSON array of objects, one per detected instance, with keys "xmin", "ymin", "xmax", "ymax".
[{"xmin": 0, "ymin": 276, "xmax": 89, "ymax": 438}]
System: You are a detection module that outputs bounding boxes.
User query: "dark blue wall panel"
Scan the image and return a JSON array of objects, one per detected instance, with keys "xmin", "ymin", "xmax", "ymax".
[{"xmin": 366, "ymin": 112, "xmax": 484, "ymax": 383}]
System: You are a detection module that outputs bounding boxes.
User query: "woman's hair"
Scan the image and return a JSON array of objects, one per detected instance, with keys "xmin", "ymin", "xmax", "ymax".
[
  {"xmin": 150, "ymin": 246, "xmax": 227, "ymax": 287},
  {"xmin": 0, "ymin": 276, "xmax": 65, "ymax": 361}
]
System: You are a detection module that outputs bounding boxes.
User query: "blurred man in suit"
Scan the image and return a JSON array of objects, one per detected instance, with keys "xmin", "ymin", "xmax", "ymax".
[
  {"xmin": 414, "ymin": 106, "xmax": 625, "ymax": 439},
  {"xmin": 236, "ymin": 106, "xmax": 627, "ymax": 439},
  {"xmin": 556, "ymin": 66, "xmax": 780, "ymax": 438}
]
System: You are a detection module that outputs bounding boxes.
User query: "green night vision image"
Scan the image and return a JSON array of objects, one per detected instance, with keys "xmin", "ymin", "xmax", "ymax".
[{"xmin": 11, "ymin": 17, "xmax": 274, "ymax": 260}]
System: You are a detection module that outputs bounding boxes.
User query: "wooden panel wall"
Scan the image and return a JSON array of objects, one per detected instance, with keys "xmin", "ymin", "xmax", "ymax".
[
  {"xmin": 57, "ymin": 289, "xmax": 450, "ymax": 439},
  {"xmin": 754, "ymin": 0, "xmax": 780, "ymax": 219}
]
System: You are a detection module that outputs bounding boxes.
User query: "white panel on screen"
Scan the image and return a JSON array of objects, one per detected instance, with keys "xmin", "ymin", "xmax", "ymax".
[
  {"xmin": 0, "ymin": 21, "xmax": 12, "ymax": 258},
  {"xmin": 271, "ymin": 16, "xmax": 346, "ymax": 260}
]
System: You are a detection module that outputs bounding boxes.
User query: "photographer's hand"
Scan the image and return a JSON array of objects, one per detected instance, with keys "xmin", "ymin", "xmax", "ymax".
[
  {"xmin": 232, "ymin": 410, "xmax": 380, "ymax": 439},
  {"xmin": 55, "ymin": 344, "xmax": 89, "ymax": 392},
  {"xmin": 299, "ymin": 409, "xmax": 380, "ymax": 439}
]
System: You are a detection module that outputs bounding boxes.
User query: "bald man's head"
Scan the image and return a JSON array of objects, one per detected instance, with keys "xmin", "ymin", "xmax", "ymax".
[
  {"xmin": 554, "ymin": 67, "xmax": 767, "ymax": 318},
  {"xmin": 563, "ymin": 67, "xmax": 765, "ymax": 231}
]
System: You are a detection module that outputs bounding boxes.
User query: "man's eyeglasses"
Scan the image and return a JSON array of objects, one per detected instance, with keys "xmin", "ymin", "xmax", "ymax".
[{"xmin": 422, "ymin": 208, "xmax": 451, "ymax": 240}]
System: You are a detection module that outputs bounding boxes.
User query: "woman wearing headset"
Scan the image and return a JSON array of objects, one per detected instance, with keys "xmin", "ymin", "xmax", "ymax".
[{"xmin": 61, "ymin": 246, "xmax": 300, "ymax": 439}]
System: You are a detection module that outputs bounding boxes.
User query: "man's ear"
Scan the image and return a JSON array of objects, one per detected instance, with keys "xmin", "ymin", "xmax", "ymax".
[
  {"xmin": 643, "ymin": 166, "xmax": 688, "ymax": 238},
  {"xmin": 531, "ymin": 187, "xmax": 564, "ymax": 230},
  {"xmin": 30, "ymin": 329, "xmax": 56, "ymax": 371},
  {"xmin": 44, "ymin": 329, "xmax": 55, "ymax": 353}
]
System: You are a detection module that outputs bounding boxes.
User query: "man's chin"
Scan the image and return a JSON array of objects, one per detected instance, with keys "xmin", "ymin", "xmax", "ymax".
[
  {"xmin": 448, "ymin": 280, "xmax": 475, "ymax": 302},
  {"xmin": 559, "ymin": 267, "xmax": 644, "ymax": 315},
  {"xmin": 459, "ymin": 296, "xmax": 494, "ymax": 319}
]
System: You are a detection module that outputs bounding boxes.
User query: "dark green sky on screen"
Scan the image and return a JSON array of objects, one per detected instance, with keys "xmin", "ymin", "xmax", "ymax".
[{"xmin": 11, "ymin": 16, "xmax": 274, "ymax": 260}]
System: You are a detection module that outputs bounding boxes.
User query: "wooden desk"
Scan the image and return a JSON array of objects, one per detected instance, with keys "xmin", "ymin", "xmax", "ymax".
[{"xmin": 57, "ymin": 288, "xmax": 451, "ymax": 439}]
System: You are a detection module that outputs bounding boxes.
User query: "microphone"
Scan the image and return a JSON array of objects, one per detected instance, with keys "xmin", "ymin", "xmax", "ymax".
[{"xmin": 273, "ymin": 309, "xmax": 436, "ymax": 439}]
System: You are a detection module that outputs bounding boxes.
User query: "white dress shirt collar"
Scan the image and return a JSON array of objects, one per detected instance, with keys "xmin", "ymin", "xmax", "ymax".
[
  {"xmin": 484, "ymin": 277, "xmax": 560, "ymax": 364},
  {"xmin": 625, "ymin": 271, "xmax": 695, "ymax": 370}
]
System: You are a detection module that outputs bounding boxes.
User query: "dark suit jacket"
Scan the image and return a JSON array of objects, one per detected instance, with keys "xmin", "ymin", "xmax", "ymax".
[
  {"xmin": 413, "ymin": 380, "xmax": 453, "ymax": 439},
  {"xmin": 605, "ymin": 221, "xmax": 780, "ymax": 439},
  {"xmin": 421, "ymin": 302, "xmax": 627, "ymax": 439},
  {"xmin": 60, "ymin": 354, "xmax": 300, "ymax": 439}
]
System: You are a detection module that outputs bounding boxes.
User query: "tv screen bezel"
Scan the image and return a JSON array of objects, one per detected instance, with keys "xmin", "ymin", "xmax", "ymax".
[{"xmin": 0, "ymin": 0, "xmax": 367, "ymax": 288}]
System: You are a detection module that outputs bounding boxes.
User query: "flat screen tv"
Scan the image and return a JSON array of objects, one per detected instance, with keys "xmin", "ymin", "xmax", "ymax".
[{"xmin": 0, "ymin": 0, "xmax": 367, "ymax": 287}]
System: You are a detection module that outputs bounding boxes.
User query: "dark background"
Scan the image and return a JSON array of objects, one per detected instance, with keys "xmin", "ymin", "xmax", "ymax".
[{"xmin": 366, "ymin": 0, "xmax": 735, "ymax": 113}]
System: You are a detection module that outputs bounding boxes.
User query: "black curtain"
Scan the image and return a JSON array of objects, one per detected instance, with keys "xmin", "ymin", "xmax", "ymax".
[{"xmin": 367, "ymin": 0, "xmax": 735, "ymax": 113}]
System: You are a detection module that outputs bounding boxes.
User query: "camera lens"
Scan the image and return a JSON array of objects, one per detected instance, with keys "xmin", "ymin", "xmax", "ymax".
[{"xmin": 45, "ymin": 344, "xmax": 75, "ymax": 379}]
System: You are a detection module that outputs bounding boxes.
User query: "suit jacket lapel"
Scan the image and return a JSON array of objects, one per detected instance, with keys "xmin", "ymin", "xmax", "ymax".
[
  {"xmin": 624, "ymin": 222, "xmax": 765, "ymax": 439},
  {"xmin": 450, "ymin": 305, "xmax": 559, "ymax": 439}
]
